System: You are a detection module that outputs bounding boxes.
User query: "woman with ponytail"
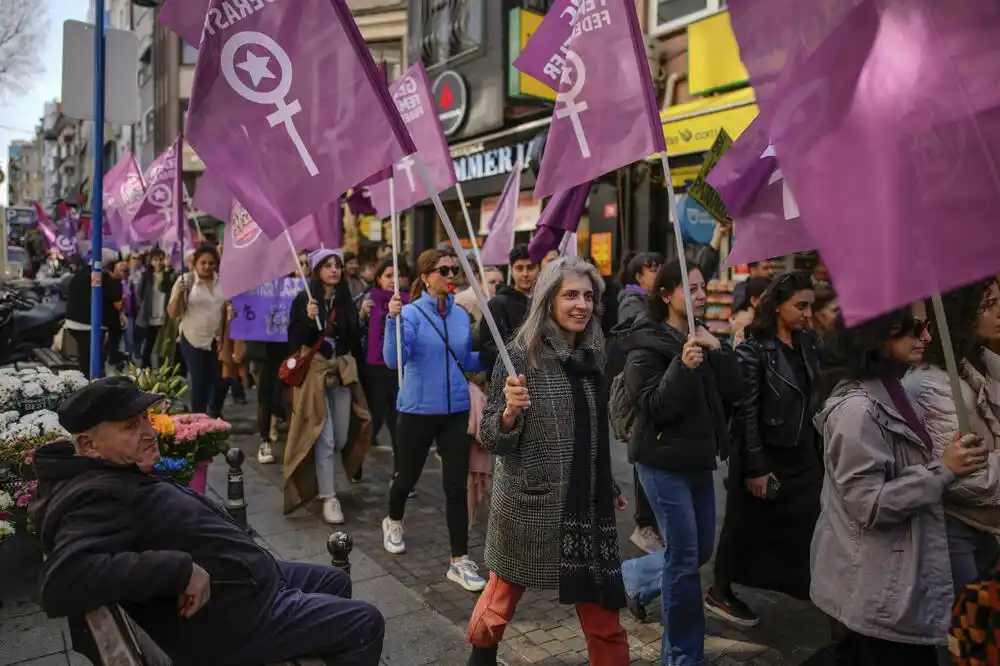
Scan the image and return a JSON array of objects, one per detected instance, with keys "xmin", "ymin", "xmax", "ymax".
[{"xmin": 381, "ymin": 248, "xmax": 486, "ymax": 593}]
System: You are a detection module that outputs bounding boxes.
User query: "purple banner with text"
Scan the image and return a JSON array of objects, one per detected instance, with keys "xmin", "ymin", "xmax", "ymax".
[{"xmin": 230, "ymin": 278, "xmax": 305, "ymax": 342}]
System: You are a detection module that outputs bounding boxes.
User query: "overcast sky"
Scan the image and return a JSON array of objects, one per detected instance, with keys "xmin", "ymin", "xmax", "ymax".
[{"xmin": 0, "ymin": 0, "xmax": 89, "ymax": 208}]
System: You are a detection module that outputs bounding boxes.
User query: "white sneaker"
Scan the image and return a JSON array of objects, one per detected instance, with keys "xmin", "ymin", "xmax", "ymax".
[
  {"xmin": 323, "ymin": 496, "xmax": 344, "ymax": 525},
  {"xmin": 382, "ymin": 517, "xmax": 405, "ymax": 554},
  {"xmin": 447, "ymin": 556, "xmax": 487, "ymax": 592},
  {"xmin": 630, "ymin": 526, "xmax": 665, "ymax": 554},
  {"xmin": 257, "ymin": 442, "xmax": 275, "ymax": 465}
]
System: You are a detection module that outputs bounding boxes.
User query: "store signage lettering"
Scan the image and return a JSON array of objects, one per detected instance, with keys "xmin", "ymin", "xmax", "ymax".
[{"xmin": 453, "ymin": 141, "xmax": 531, "ymax": 183}]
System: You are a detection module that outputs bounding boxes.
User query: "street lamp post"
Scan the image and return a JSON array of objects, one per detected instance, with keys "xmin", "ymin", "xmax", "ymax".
[{"xmin": 90, "ymin": 0, "xmax": 107, "ymax": 379}]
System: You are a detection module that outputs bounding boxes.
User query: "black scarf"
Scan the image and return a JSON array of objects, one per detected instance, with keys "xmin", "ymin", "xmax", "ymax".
[{"xmin": 559, "ymin": 353, "xmax": 626, "ymax": 611}]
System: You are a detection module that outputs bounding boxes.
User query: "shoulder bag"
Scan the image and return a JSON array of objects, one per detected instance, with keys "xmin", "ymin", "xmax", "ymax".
[{"xmin": 280, "ymin": 305, "xmax": 337, "ymax": 388}]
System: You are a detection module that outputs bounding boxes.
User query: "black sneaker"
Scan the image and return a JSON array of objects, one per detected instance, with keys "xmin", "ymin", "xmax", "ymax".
[
  {"xmin": 705, "ymin": 590, "xmax": 759, "ymax": 627},
  {"xmin": 468, "ymin": 645, "xmax": 498, "ymax": 666},
  {"xmin": 627, "ymin": 594, "xmax": 648, "ymax": 622}
]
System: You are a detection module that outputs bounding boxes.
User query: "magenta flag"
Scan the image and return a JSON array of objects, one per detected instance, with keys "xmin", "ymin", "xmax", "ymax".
[
  {"xmin": 368, "ymin": 61, "xmax": 455, "ymax": 218},
  {"xmin": 130, "ymin": 135, "xmax": 187, "ymax": 245},
  {"xmin": 220, "ymin": 201, "xmax": 322, "ymax": 299},
  {"xmin": 31, "ymin": 202, "xmax": 57, "ymax": 248},
  {"xmin": 346, "ymin": 187, "xmax": 377, "ymax": 217},
  {"xmin": 527, "ymin": 183, "xmax": 590, "ymax": 264},
  {"xmin": 186, "ymin": 0, "xmax": 414, "ymax": 240},
  {"xmin": 513, "ymin": 0, "xmax": 578, "ymax": 92},
  {"xmin": 192, "ymin": 169, "xmax": 234, "ymax": 221},
  {"xmin": 102, "ymin": 152, "xmax": 145, "ymax": 247},
  {"xmin": 157, "ymin": 0, "xmax": 209, "ymax": 47},
  {"xmin": 730, "ymin": 0, "xmax": 1000, "ymax": 324},
  {"xmin": 533, "ymin": 0, "xmax": 665, "ymax": 200},
  {"xmin": 479, "ymin": 164, "xmax": 522, "ymax": 266},
  {"xmin": 309, "ymin": 201, "xmax": 343, "ymax": 249}
]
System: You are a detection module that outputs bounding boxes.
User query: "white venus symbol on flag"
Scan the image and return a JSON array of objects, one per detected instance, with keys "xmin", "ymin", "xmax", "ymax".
[
  {"xmin": 555, "ymin": 51, "xmax": 591, "ymax": 159},
  {"xmin": 221, "ymin": 31, "xmax": 320, "ymax": 177}
]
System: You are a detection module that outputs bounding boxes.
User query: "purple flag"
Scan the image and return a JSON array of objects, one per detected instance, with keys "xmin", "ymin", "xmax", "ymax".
[
  {"xmin": 229, "ymin": 278, "xmax": 305, "ymax": 342},
  {"xmin": 730, "ymin": 0, "xmax": 1000, "ymax": 324},
  {"xmin": 368, "ymin": 61, "xmax": 456, "ymax": 218},
  {"xmin": 309, "ymin": 201, "xmax": 343, "ymax": 249},
  {"xmin": 54, "ymin": 209, "xmax": 79, "ymax": 257},
  {"xmin": 366, "ymin": 288, "xmax": 410, "ymax": 366},
  {"xmin": 479, "ymin": 164, "xmax": 522, "ymax": 266},
  {"xmin": 186, "ymin": 0, "xmax": 415, "ymax": 240},
  {"xmin": 102, "ymin": 152, "xmax": 145, "ymax": 248},
  {"xmin": 533, "ymin": 0, "xmax": 666, "ymax": 200},
  {"xmin": 346, "ymin": 187, "xmax": 377, "ymax": 217},
  {"xmin": 157, "ymin": 0, "xmax": 209, "ymax": 47},
  {"xmin": 130, "ymin": 135, "xmax": 186, "ymax": 244},
  {"xmin": 513, "ymin": 0, "xmax": 578, "ymax": 91},
  {"xmin": 527, "ymin": 183, "xmax": 590, "ymax": 264},
  {"xmin": 192, "ymin": 169, "xmax": 234, "ymax": 221},
  {"xmin": 31, "ymin": 202, "xmax": 57, "ymax": 248},
  {"xmin": 220, "ymin": 201, "xmax": 323, "ymax": 299}
]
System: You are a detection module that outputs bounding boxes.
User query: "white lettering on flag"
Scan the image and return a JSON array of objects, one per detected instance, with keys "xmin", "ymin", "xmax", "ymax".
[
  {"xmin": 221, "ymin": 31, "xmax": 319, "ymax": 177},
  {"xmin": 397, "ymin": 155, "xmax": 417, "ymax": 192},
  {"xmin": 555, "ymin": 51, "xmax": 591, "ymax": 159}
]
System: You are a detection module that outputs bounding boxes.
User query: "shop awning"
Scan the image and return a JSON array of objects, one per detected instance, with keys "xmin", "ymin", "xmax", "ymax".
[{"xmin": 660, "ymin": 86, "xmax": 758, "ymax": 158}]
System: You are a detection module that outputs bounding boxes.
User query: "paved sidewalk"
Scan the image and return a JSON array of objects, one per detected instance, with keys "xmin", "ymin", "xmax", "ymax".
[{"xmin": 225, "ymin": 399, "xmax": 832, "ymax": 666}]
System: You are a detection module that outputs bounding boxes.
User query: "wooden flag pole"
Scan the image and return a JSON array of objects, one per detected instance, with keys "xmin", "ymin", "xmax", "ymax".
[
  {"xmin": 389, "ymin": 178, "xmax": 403, "ymax": 383},
  {"xmin": 658, "ymin": 153, "xmax": 697, "ymax": 335},
  {"xmin": 413, "ymin": 154, "xmax": 517, "ymax": 379},
  {"xmin": 454, "ymin": 180, "xmax": 490, "ymax": 296}
]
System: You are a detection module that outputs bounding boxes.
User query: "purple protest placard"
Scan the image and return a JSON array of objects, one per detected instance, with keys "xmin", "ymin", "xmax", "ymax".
[
  {"xmin": 230, "ymin": 278, "xmax": 306, "ymax": 342},
  {"xmin": 366, "ymin": 288, "xmax": 409, "ymax": 366}
]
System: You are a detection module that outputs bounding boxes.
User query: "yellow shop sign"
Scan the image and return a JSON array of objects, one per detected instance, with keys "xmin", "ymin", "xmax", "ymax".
[
  {"xmin": 661, "ymin": 87, "xmax": 758, "ymax": 157},
  {"xmin": 507, "ymin": 9, "xmax": 557, "ymax": 102}
]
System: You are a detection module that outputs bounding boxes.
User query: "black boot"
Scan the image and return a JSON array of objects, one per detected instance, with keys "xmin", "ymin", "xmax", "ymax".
[{"xmin": 468, "ymin": 645, "xmax": 498, "ymax": 666}]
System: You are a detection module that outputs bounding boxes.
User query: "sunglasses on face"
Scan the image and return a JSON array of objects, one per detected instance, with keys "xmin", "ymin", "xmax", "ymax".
[
  {"xmin": 892, "ymin": 318, "xmax": 933, "ymax": 339},
  {"xmin": 433, "ymin": 266, "xmax": 461, "ymax": 277}
]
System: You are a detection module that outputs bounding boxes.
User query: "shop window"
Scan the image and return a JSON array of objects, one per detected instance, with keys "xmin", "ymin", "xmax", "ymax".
[
  {"xmin": 181, "ymin": 42, "xmax": 198, "ymax": 66},
  {"xmin": 369, "ymin": 41, "xmax": 404, "ymax": 81},
  {"xmin": 413, "ymin": 0, "xmax": 485, "ymax": 68},
  {"xmin": 142, "ymin": 108, "xmax": 155, "ymax": 144},
  {"xmin": 650, "ymin": 0, "xmax": 726, "ymax": 37}
]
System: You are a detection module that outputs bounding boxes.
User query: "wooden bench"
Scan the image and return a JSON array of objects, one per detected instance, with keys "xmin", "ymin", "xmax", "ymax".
[
  {"xmin": 32, "ymin": 347, "xmax": 77, "ymax": 370},
  {"xmin": 84, "ymin": 605, "xmax": 324, "ymax": 666}
]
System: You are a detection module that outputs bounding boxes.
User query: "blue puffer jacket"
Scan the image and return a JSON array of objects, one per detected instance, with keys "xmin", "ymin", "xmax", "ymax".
[{"xmin": 384, "ymin": 292, "xmax": 483, "ymax": 415}]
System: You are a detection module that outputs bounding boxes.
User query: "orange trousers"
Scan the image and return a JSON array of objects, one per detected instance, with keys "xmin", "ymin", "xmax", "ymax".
[{"xmin": 466, "ymin": 573, "xmax": 630, "ymax": 666}]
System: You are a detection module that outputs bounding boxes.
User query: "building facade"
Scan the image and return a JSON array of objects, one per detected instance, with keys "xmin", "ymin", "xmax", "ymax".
[{"xmin": 6, "ymin": 138, "xmax": 45, "ymax": 208}]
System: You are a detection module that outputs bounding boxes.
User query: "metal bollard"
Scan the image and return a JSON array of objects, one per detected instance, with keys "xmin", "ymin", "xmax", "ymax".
[
  {"xmin": 225, "ymin": 447, "xmax": 249, "ymax": 532},
  {"xmin": 327, "ymin": 532, "xmax": 353, "ymax": 575}
]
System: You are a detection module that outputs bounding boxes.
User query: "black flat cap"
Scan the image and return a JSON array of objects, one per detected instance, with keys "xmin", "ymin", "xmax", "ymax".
[{"xmin": 58, "ymin": 376, "xmax": 164, "ymax": 434}]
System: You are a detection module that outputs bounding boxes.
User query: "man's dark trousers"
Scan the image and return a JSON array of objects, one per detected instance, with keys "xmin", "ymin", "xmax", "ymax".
[{"xmin": 226, "ymin": 561, "xmax": 384, "ymax": 666}]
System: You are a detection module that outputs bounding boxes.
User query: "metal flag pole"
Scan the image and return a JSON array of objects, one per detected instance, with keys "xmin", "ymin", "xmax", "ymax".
[
  {"xmin": 453, "ymin": 180, "xmax": 489, "ymax": 296},
  {"xmin": 413, "ymin": 154, "xmax": 517, "ymax": 379},
  {"xmin": 280, "ymin": 228, "xmax": 322, "ymax": 330},
  {"xmin": 89, "ymin": 0, "xmax": 107, "ymax": 379},
  {"xmin": 389, "ymin": 178, "xmax": 403, "ymax": 383},
  {"xmin": 658, "ymin": 153, "xmax": 697, "ymax": 335},
  {"xmin": 930, "ymin": 293, "xmax": 972, "ymax": 433}
]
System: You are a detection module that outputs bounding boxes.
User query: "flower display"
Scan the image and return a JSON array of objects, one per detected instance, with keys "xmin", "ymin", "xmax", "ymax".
[
  {"xmin": 0, "ymin": 519, "xmax": 14, "ymax": 543},
  {"xmin": 0, "ymin": 409, "xmax": 68, "ymax": 466},
  {"xmin": 154, "ymin": 412, "xmax": 231, "ymax": 466},
  {"xmin": 153, "ymin": 456, "xmax": 194, "ymax": 484},
  {"xmin": 0, "ymin": 490, "xmax": 13, "ymax": 543},
  {"xmin": 0, "ymin": 367, "xmax": 89, "ymax": 414}
]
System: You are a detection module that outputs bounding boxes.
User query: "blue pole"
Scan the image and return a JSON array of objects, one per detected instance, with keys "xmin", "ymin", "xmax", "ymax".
[{"xmin": 90, "ymin": 1, "xmax": 106, "ymax": 379}]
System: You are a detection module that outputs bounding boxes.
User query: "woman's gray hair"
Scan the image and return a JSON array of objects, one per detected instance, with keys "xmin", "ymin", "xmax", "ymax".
[{"xmin": 514, "ymin": 256, "xmax": 605, "ymax": 367}]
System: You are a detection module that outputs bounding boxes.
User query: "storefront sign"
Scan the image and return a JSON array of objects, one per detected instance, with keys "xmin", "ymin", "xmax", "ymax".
[
  {"xmin": 687, "ymin": 10, "xmax": 750, "ymax": 96},
  {"xmin": 660, "ymin": 87, "xmax": 758, "ymax": 156},
  {"xmin": 479, "ymin": 192, "xmax": 541, "ymax": 233},
  {"xmin": 507, "ymin": 9, "xmax": 557, "ymax": 102},
  {"xmin": 454, "ymin": 140, "xmax": 531, "ymax": 183},
  {"xmin": 433, "ymin": 71, "xmax": 469, "ymax": 137},
  {"xmin": 677, "ymin": 195, "xmax": 717, "ymax": 245}
]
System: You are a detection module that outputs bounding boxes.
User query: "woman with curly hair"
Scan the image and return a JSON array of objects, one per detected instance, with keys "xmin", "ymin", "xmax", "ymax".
[
  {"xmin": 904, "ymin": 279, "xmax": 1000, "ymax": 594},
  {"xmin": 812, "ymin": 305, "xmax": 986, "ymax": 664}
]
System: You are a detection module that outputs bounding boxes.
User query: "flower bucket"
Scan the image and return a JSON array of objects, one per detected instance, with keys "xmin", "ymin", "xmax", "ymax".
[
  {"xmin": 189, "ymin": 460, "xmax": 211, "ymax": 494},
  {"xmin": 43, "ymin": 395, "xmax": 61, "ymax": 412},
  {"xmin": 18, "ymin": 396, "xmax": 45, "ymax": 415}
]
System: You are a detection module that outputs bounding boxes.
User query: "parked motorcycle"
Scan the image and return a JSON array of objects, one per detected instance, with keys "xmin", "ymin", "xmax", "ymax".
[{"xmin": 0, "ymin": 282, "xmax": 67, "ymax": 366}]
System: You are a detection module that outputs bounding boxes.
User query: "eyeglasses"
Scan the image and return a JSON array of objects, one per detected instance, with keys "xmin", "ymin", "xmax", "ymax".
[{"xmin": 433, "ymin": 266, "xmax": 461, "ymax": 277}]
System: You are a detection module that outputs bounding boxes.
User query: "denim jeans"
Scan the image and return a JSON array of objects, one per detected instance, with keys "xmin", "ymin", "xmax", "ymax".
[
  {"xmin": 622, "ymin": 464, "xmax": 716, "ymax": 666},
  {"xmin": 315, "ymin": 385, "xmax": 353, "ymax": 498}
]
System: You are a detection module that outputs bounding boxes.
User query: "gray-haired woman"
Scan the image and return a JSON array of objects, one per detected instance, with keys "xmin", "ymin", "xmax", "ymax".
[{"xmin": 466, "ymin": 257, "xmax": 630, "ymax": 666}]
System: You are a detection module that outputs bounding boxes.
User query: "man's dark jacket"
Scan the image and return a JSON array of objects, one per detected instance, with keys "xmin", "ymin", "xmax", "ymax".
[
  {"xmin": 65, "ymin": 269, "xmax": 124, "ymax": 332},
  {"xmin": 32, "ymin": 440, "xmax": 282, "ymax": 666},
  {"xmin": 478, "ymin": 285, "xmax": 530, "ymax": 377}
]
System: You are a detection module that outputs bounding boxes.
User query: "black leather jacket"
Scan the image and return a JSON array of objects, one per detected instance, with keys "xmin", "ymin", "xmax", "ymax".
[{"xmin": 734, "ymin": 332, "xmax": 820, "ymax": 479}]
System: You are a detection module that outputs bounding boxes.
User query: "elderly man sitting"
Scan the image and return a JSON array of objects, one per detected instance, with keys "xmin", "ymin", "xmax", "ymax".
[{"xmin": 32, "ymin": 377, "xmax": 384, "ymax": 666}]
